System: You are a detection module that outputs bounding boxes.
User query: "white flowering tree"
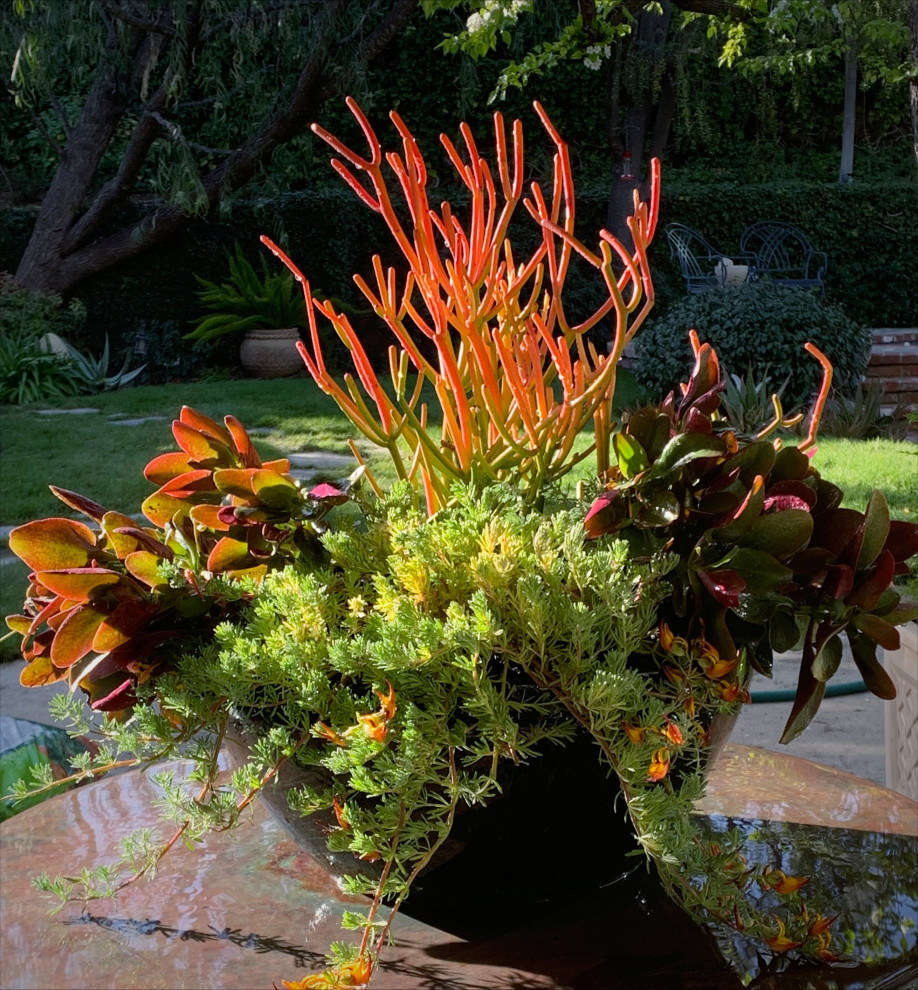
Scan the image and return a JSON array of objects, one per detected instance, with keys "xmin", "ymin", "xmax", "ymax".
[{"xmin": 427, "ymin": 0, "xmax": 754, "ymax": 244}]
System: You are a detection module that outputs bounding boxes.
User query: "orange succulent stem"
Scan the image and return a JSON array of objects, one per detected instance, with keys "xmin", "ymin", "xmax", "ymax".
[{"xmin": 799, "ymin": 343, "xmax": 834, "ymax": 452}]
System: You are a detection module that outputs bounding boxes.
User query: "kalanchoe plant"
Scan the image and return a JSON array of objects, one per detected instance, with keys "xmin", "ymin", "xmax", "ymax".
[
  {"xmin": 584, "ymin": 331, "xmax": 918, "ymax": 741},
  {"xmin": 6, "ymin": 406, "xmax": 354, "ymax": 716}
]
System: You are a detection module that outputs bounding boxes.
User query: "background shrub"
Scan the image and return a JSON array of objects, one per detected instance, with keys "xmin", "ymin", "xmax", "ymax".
[{"xmin": 633, "ymin": 283, "xmax": 870, "ymax": 408}]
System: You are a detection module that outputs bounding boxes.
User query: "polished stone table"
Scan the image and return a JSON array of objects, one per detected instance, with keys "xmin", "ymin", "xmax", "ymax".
[{"xmin": 1, "ymin": 745, "xmax": 916, "ymax": 990}]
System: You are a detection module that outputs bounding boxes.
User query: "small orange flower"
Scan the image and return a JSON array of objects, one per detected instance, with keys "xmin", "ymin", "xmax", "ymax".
[
  {"xmin": 376, "ymin": 682, "xmax": 396, "ymax": 721},
  {"xmin": 358, "ymin": 712, "xmax": 388, "ymax": 743},
  {"xmin": 765, "ymin": 916, "xmax": 803, "ymax": 954},
  {"xmin": 659, "ymin": 621, "xmax": 675, "ymax": 651},
  {"xmin": 659, "ymin": 622, "xmax": 688, "ymax": 656},
  {"xmin": 771, "ymin": 870, "xmax": 810, "ymax": 895},
  {"xmin": 314, "ymin": 721, "xmax": 348, "ymax": 746},
  {"xmin": 660, "ymin": 720, "xmax": 684, "ymax": 746},
  {"xmin": 663, "ymin": 664, "xmax": 685, "ymax": 687},
  {"xmin": 623, "ymin": 722, "xmax": 645, "ymax": 744},
  {"xmin": 648, "ymin": 747, "xmax": 670, "ymax": 782},
  {"xmin": 807, "ymin": 913, "xmax": 838, "ymax": 937},
  {"xmin": 332, "ymin": 796, "xmax": 350, "ymax": 830},
  {"xmin": 279, "ymin": 954, "xmax": 372, "ymax": 989}
]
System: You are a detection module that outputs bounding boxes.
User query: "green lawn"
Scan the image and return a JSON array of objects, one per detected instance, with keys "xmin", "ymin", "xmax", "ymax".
[{"xmin": 2, "ymin": 375, "xmax": 915, "ymax": 659}]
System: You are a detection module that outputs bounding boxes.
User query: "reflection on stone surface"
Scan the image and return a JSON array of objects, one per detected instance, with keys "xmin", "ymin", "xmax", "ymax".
[
  {"xmin": 702, "ymin": 746, "xmax": 918, "ymax": 836},
  {"xmin": 1, "ymin": 748, "xmax": 917, "ymax": 989},
  {"xmin": 699, "ymin": 815, "xmax": 918, "ymax": 989}
]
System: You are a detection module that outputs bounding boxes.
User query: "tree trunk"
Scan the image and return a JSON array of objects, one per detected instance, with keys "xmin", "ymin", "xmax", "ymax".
[
  {"xmin": 14, "ymin": 0, "xmax": 418, "ymax": 298},
  {"xmin": 838, "ymin": 34, "xmax": 857, "ymax": 183},
  {"xmin": 910, "ymin": 0, "xmax": 918, "ymax": 170},
  {"xmin": 605, "ymin": 1, "xmax": 673, "ymax": 248}
]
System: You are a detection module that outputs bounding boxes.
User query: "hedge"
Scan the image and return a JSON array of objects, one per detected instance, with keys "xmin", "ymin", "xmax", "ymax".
[{"xmin": 1, "ymin": 177, "xmax": 915, "ymax": 376}]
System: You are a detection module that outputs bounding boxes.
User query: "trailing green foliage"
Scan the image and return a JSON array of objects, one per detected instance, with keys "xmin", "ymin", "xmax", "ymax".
[{"xmin": 633, "ymin": 283, "xmax": 870, "ymax": 407}]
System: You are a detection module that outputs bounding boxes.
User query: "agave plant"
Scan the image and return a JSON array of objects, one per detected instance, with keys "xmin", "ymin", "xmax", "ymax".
[{"xmin": 585, "ymin": 333, "xmax": 918, "ymax": 741}]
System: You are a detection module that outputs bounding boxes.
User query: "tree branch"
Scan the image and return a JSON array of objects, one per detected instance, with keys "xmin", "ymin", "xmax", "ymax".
[
  {"xmin": 673, "ymin": 0, "xmax": 752, "ymax": 20},
  {"xmin": 103, "ymin": 0, "xmax": 177, "ymax": 36}
]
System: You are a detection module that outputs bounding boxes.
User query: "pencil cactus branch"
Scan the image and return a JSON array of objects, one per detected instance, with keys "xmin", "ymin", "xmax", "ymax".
[{"xmin": 262, "ymin": 97, "xmax": 659, "ymax": 513}]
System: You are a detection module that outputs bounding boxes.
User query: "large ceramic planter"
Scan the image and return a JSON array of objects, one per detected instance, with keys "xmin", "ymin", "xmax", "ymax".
[
  {"xmin": 238, "ymin": 327, "xmax": 304, "ymax": 378},
  {"xmin": 224, "ymin": 711, "xmax": 642, "ymax": 936},
  {"xmin": 884, "ymin": 620, "xmax": 918, "ymax": 802}
]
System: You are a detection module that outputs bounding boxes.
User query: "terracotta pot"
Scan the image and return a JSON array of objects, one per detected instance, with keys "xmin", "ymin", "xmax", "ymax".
[{"xmin": 238, "ymin": 328, "xmax": 304, "ymax": 378}]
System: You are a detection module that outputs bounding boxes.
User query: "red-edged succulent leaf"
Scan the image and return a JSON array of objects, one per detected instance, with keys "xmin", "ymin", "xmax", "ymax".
[
  {"xmin": 262, "ymin": 457, "xmax": 292, "ymax": 474},
  {"xmin": 101, "ymin": 510, "xmax": 145, "ymax": 557},
  {"xmin": 715, "ymin": 475, "xmax": 765, "ymax": 538},
  {"xmin": 144, "ymin": 451, "xmax": 196, "ymax": 484},
  {"xmin": 157, "ymin": 469, "xmax": 219, "ymax": 497},
  {"xmin": 22, "ymin": 629, "xmax": 54, "ymax": 664},
  {"xmin": 207, "ymin": 536, "xmax": 255, "ymax": 573},
  {"xmin": 50, "ymin": 604, "xmax": 108, "ymax": 667},
  {"xmin": 764, "ymin": 479, "xmax": 817, "ymax": 512},
  {"xmin": 683, "ymin": 405, "xmax": 714, "ymax": 435},
  {"xmin": 48, "ymin": 487, "xmax": 108, "ymax": 523},
  {"xmin": 771, "ymin": 446, "xmax": 810, "ymax": 483},
  {"xmin": 252, "ymin": 469, "xmax": 299, "ymax": 509},
  {"xmin": 180, "ymin": 405, "xmax": 235, "ymax": 446},
  {"xmin": 852, "ymin": 611, "xmax": 901, "ymax": 652},
  {"xmin": 9, "ymin": 518, "xmax": 97, "ymax": 571},
  {"xmin": 728, "ymin": 442, "xmax": 776, "ymax": 487},
  {"xmin": 584, "ymin": 490, "xmax": 627, "ymax": 539},
  {"xmin": 613, "ymin": 431, "xmax": 650, "ymax": 478},
  {"xmin": 635, "ymin": 489, "xmax": 680, "ymax": 527},
  {"xmin": 309, "ymin": 482, "xmax": 349, "ymax": 504},
  {"xmin": 190, "ymin": 503, "xmax": 233, "ymax": 532},
  {"xmin": 821, "ymin": 563, "xmax": 855, "ymax": 601},
  {"xmin": 86, "ymin": 673, "xmax": 138, "ymax": 713},
  {"xmin": 33, "ymin": 567, "xmax": 121, "ymax": 602},
  {"xmin": 724, "ymin": 548, "xmax": 792, "ymax": 595},
  {"xmin": 845, "ymin": 550, "xmax": 896, "ymax": 611},
  {"xmin": 92, "ymin": 600, "xmax": 160, "ymax": 653},
  {"xmin": 5, "ymin": 614, "xmax": 32, "ymax": 636},
  {"xmin": 114, "ymin": 527, "xmax": 172, "ymax": 558},
  {"xmin": 20, "ymin": 654, "xmax": 66, "ymax": 688},
  {"xmin": 677, "ymin": 342, "xmax": 720, "ymax": 414},
  {"xmin": 124, "ymin": 550, "xmax": 170, "ymax": 590},
  {"xmin": 224, "ymin": 414, "xmax": 262, "ymax": 469},
  {"xmin": 781, "ymin": 640, "xmax": 825, "ymax": 743},
  {"xmin": 847, "ymin": 490, "xmax": 891, "ymax": 571},
  {"xmin": 810, "ymin": 507, "xmax": 863, "ymax": 559},
  {"xmin": 625, "ymin": 409, "xmax": 671, "ymax": 463},
  {"xmin": 172, "ymin": 420, "xmax": 233, "ymax": 466},
  {"xmin": 142, "ymin": 490, "xmax": 189, "ymax": 527},
  {"xmin": 213, "ymin": 467, "xmax": 259, "ymax": 498},
  {"xmin": 653, "ymin": 431, "xmax": 726, "ymax": 475}
]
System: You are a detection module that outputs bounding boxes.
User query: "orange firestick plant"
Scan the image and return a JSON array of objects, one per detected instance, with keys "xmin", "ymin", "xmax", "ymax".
[{"xmin": 262, "ymin": 96, "xmax": 659, "ymax": 513}]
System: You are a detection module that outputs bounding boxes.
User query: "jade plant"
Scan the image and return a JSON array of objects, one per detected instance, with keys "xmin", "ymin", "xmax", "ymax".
[
  {"xmin": 584, "ymin": 332, "xmax": 918, "ymax": 743},
  {"xmin": 4, "ymin": 100, "xmax": 918, "ymax": 990}
]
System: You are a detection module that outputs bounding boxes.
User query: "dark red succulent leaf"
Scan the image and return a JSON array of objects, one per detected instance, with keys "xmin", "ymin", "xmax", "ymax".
[
  {"xmin": 884, "ymin": 519, "xmax": 918, "ymax": 564},
  {"xmin": 698, "ymin": 568, "xmax": 745, "ymax": 608},
  {"xmin": 48, "ymin": 486, "xmax": 108, "ymax": 523}
]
